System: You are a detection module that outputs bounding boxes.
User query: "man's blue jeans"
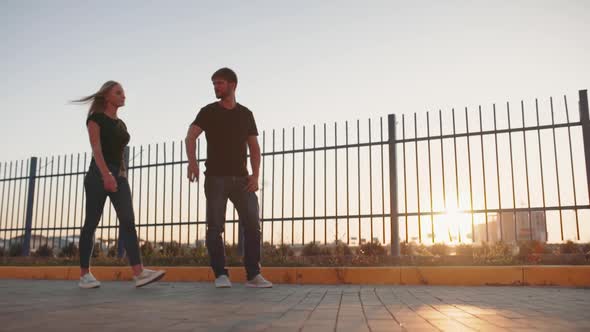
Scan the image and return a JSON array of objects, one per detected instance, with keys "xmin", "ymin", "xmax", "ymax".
[{"xmin": 204, "ymin": 176, "xmax": 261, "ymax": 280}]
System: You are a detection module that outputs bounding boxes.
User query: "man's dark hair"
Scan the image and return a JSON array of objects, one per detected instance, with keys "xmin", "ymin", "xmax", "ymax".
[{"xmin": 211, "ymin": 67, "xmax": 238, "ymax": 84}]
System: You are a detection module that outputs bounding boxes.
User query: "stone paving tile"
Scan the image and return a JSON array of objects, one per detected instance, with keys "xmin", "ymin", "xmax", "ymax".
[
  {"xmin": 367, "ymin": 319, "xmax": 403, "ymax": 332},
  {"xmin": 0, "ymin": 280, "xmax": 589, "ymax": 331},
  {"xmin": 301, "ymin": 320, "xmax": 337, "ymax": 332}
]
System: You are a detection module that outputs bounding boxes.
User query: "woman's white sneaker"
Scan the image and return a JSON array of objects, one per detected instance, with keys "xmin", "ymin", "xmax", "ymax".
[
  {"xmin": 215, "ymin": 275, "xmax": 232, "ymax": 288},
  {"xmin": 245, "ymin": 274, "xmax": 272, "ymax": 288},
  {"xmin": 134, "ymin": 269, "xmax": 166, "ymax": 288},
  {"xmin": 79, "ymin": 272, "xmax": 101, "ymax": 289}
]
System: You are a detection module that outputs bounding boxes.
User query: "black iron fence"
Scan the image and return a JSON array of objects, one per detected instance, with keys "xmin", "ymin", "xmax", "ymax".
[{"xmin": 1, "ymin": 90, "xmax": 589, "ymax": 257}]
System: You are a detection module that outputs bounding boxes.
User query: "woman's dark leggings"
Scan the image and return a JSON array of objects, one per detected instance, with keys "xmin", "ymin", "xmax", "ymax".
[{"xmin": 79, "ymin": 161, "xmax": 141, "ymax": 269}]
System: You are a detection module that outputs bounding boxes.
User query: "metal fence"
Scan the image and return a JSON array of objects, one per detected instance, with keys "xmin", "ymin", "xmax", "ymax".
[{"xmin": 1, "ymin": 90, "xmax": 589, "ymax": 256}]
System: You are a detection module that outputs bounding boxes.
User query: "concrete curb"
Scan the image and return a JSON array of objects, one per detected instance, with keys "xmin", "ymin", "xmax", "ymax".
[{"xmin": 1, "ymin": 266, "xmax": 589, "ymax": 286}]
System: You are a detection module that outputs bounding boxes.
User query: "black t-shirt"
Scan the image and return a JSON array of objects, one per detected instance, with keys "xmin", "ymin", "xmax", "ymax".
[
  {"xmin": 192, "ymin": 102, "xmax": 258, "ymax": 176},
  {"xmin": 86, "ymin": 112, "xmax": 131, "ymax": 167}
]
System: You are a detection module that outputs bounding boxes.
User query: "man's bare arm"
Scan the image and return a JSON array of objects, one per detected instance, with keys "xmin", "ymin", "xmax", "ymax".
[{"xmin": 185, "ymin": 124, "xmax": 204, "ymax": 182}]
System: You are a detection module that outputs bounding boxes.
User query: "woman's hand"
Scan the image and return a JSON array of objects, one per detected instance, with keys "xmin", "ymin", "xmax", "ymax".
[{"xmin": 103, "ymin": 172, "xmax": 118, "ymax": 192}]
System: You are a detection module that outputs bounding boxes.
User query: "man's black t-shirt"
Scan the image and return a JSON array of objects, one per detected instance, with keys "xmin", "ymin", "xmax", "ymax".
[
  {"xmin": 86, "ymin": 112, "xmax": 131, "ymax": 167},
  {"xmin": 192, "ymin": 102, "xmax": 258, "ymax": 176}
]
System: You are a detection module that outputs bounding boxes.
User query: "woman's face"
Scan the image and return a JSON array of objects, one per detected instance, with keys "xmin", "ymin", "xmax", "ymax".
[{"xmin": 105, "ymin": 84, "xmax": 126, "ymax": 107}]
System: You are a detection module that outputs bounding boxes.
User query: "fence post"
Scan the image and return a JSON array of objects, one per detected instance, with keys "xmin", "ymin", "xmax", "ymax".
[
  {"xmin": 22, "ymin": 157, "xmax": 38, "ymax": 256},
  {"xmin": 388, "ymin": 114, "xmax": 400, "ymax": 257},
  {"xmin": 117, "ymin": 147, "xmax": 130, "ymax": 258},
  {"xmin": 580, "ymin": 90, "xmax": 590, "ymax": 207}
]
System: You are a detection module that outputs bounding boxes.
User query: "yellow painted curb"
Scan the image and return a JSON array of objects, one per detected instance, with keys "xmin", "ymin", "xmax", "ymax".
[
  {"xmin": 295, "ymin": 267, "xmax": 344, "ymax": 284},
  {"xmin": 331, "ymin": 267, "xmax": 401, "ymax": 285},
  {"xmin": 0, "ymin": 266, "xmax": 77, "ymax": 280},
  {"xmin": 0, "ymin": 266, "xmax": 588, "ymax": 286},
  {"xmin": 523, "ymin": 266, "xmax": 590, "ymax": 286},
  {"xmin": 400, "ymin": 266, "xmax": 523, "ymax": 286}
]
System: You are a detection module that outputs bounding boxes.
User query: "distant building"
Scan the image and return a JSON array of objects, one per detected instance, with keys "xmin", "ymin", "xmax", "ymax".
[{"xmin": 475, "ymin": 211, "xmax": 547, "ymax": 243}]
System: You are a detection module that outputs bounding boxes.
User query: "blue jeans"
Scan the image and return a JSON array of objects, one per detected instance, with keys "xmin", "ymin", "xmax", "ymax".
[
  {"xmin": 79, "ymin": 160, "xmax": 141, "ymax": 269},
  {"xmin": 204, "ymin": 176, "xmax": 261, "ymax": 280}
]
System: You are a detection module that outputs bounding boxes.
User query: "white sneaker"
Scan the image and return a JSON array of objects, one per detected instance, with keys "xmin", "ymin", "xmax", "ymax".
[
  {"xmin": 134, "ymin": 268, "xmax": 166, "ymax": 288},
  {"xmin": 215, "ymin": 275, "xmax": 232, "ymax": 288},
  {"xmin": 245, "ymin": 274, "xmax": 272, "ymax": 288},
  {"xmin": 79, "ymin": 272, "xmax": 101, "ymax": 289}
]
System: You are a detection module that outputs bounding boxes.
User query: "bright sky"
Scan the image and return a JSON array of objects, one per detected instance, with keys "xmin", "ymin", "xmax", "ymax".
[{"xmin": 1, "ymin": 0, "xmax": 588, "ymax": 161}]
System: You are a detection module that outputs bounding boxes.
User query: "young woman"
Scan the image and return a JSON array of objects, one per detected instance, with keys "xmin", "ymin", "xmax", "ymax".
[{"xmin": 73, "ymin": 81, "xmax": 165, "ymax": 288}]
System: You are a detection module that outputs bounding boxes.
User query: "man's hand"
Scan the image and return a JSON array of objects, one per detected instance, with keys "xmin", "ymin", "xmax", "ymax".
[
  {"xmin": 185, "ymin": 125, "xmax": 203, "ymax": 183},
  {"xmin": 244, "ymin": 174, "xmax": 259, "ymax": 192},
  {"xmin": 187, "ymin": 162, "xmax": 200, "ymax": 182}
]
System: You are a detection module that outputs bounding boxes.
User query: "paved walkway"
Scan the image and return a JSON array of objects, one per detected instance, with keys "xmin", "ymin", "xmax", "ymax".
[{"xmin": 0, "ymin": 280, "xmax": 589, "ymax": 331}]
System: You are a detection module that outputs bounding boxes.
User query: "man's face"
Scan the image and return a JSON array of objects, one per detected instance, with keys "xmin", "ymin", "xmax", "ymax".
[{"xmin": 213, "ymin": 78, "xmax": 235, "ymax": 99}]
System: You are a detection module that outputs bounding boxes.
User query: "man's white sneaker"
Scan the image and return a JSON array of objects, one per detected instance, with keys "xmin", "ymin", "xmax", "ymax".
[
  {"xmin": 79, "ymin": 272, "xmax": 101, "ymax": 289},
  {"xmin": 245, "ymin": 274, "xmax": 272, "ymax": 288},
  {"xmin": 134, "ymin": 269, "xmax": 166, "ymax": 288},
  {"xmin": 215, "ymin": 275, "xmax": 232, "ymax": 288}
]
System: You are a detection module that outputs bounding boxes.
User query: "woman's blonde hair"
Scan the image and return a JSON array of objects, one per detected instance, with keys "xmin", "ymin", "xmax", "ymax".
[{"xmin": 72, "ymin": 80, "xmax": 120, "ymax": 117}]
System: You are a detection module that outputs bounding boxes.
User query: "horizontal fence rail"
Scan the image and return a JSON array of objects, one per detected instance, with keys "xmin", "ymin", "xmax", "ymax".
[{"xmin": 0, "ymin": 90, "xmax": 589, "ymax": 257}]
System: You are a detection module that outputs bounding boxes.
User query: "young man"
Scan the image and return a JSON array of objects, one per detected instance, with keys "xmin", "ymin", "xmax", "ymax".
[{"xmin": 184, "ymin": 68, "xmax": 272, "ymax": 288}]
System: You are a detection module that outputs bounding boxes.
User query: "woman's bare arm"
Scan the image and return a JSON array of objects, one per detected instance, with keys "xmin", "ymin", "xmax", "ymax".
[{"xmin": 87, "ymin": 121, "xmax": 118, "ymax": 191}]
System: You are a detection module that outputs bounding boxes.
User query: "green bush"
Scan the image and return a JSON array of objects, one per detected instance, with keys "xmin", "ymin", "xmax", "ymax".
[
  {"xmin": 261, "ymin": 242, "xmax": 279, "ymax": 257},
  {"xmin": 430, "ymin": 243, "xmax": 449, "ymax": 256},
  {"xmin": 35, "ymin": 244, "xmax": 54, "ymax": 257},
  {"xmin": 518, "ymin": 240, "xmax": 547, "ymax": 256},
  {"xmin": 9, "ymin": 242, "xmax": 23, "ymax": 257},
  {"xmin": 107, "ymin": 243, "xmax": 119, "ymax": 258},
  {"xmin": 160, "ymin": 241, "xmax": 182, "ymax": 257},
  {"xmin": 400, "ymin": 242, "xmax": 412, "ymax": 255},
  {"xmin": 319, "ymin": 246, "xmax": 333, "ymax": 256},
  {"xmin": 189, "ymin": 243, "xmax": 208, "ymax": 258},
  {"xmin": 277, "ymin": 244, "xmax": 295, "ymax": 257},
  {"xmin": 91, "ymin": 243, "xmax": 103, "ymax": 258},
  {"xmin": 358, "ymin": 242, "xmax": 386, "ymax": 256},
  {"xmin": 333, "ymin": 242, "xmax": 353, "ymax": 256},
  {"xmin": 302, "ymin": 242, "xmax": 322, "ymax": 256},
  {"xmin": 560, "ymin": 240, "xmax": 581, "ymax": 254},
  {"xmin": 91, "ymin": 256, "xmax": 126, "ymax": 266},
  {"xmin": 455, "ymin": 244, "xmax": 474, "ymax": 256},
  {"xmin": 222, "ymin": 244, "xmax": 241, "ymax": 265},
  {"xmin": 412, "ymin": 244, "xmax": 433, "ymax": 256},
  {"xmin": 516, "ymin": 240, "xmax": 547, "ymax": 264},
  {"xmin": 351, "ymin": 255, "xmax": 383, "ymax": 265},
  {"xmin": 140, "ymin": 241, "xmax": 156, "ymax": 258},
  {"xmin": 473, "ymin": 242, "xmax": 514, "ymax": 265},
  {"xmin": 3, "ymin": 239, "xmax": 590, "ymax": 267},
  {"xmin": 261, "ymin": 242, "xmax": 296, "ymax": 265},
  {"xmin": 224, "ymin": 243, "xmax": 240, "ymax": 257},
  {"xmin": 59, "ymin": 242, "xmax": 78, "ymax": 258}
]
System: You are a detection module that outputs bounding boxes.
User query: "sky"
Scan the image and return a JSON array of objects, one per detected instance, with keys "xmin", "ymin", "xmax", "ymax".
[
  {"xmin": 0, "ymin": 0, "xmax": 588, "ymax": 161},
  {"xmin": 1, "ymin": 1, "xmax": 590, "ymax": 244}
]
